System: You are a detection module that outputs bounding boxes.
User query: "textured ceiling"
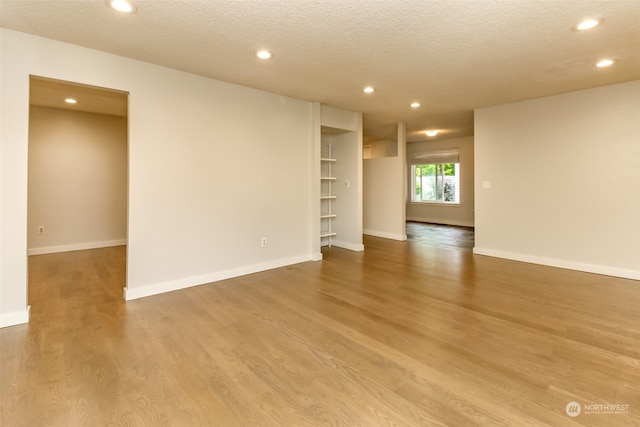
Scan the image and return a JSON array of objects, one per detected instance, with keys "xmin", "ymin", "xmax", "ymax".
[{"xmin": 2, "ymin": 0, "xmax": 639, "ymax": 142}]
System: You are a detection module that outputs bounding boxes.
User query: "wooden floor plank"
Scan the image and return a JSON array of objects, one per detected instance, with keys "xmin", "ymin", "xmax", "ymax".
[{"xmin": 1, "ymin": 227, "xmax": 639, "ymax": 426}]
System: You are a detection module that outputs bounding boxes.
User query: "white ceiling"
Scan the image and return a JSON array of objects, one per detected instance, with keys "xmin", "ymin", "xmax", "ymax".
[{"xmin": 2, "ymin": 0, "xmax": 639, "ymax": 142}]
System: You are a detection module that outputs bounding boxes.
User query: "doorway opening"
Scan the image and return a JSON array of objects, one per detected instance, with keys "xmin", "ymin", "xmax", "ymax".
[
  {"xmin": 406, "ymin": 221, "xmax": 474, "ymax": 251},
  {"xmin": 27, "ymin": 76, "xmax": 129, "ymax": 313}
]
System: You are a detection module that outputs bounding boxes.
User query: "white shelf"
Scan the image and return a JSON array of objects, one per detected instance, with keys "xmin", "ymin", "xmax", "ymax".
[{"xmin": 321, "ymin": 144, "xmax": 336, "ymax": 247}]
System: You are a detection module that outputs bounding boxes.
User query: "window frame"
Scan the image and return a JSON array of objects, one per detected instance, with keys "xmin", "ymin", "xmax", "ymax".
[{"xmin": 409, "ymin": 149, "xmax": 461, "ymax": 205}]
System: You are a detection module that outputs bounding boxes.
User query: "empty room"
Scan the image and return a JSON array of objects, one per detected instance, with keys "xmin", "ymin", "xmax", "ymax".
[{"xmin": 1, "ymin": 1, "xmax": 639, "ymax": 426}]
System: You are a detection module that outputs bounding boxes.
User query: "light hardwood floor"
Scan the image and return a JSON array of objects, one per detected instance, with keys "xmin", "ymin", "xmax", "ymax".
[{"xmin": 1, "ymin": 230, "xmax": 639, "ymax": 426}]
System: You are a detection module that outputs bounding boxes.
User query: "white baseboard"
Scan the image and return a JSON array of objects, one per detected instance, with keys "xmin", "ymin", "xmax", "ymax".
[
  {"xmin": 0, "ymin": 306, "xmax": 30, "ymax": 328},
  {"xmin": 473, "ymin": 247, "xmax": 640, "ymax": 281},
  {"xmin": 331, "ymin": 239, "xmax": 365, "ymax": 251},
  {"xmin": 406, "ymin": 217, "xmax": 474, "ymax": 227},
  {"xmin": 28, "ymin": 239, "xmax": 127, "ymax": 256},
  {"xmin": 125, "ymin": 254, "xmax": 313, "ymax": 301},
  {"xmin": 363, "ymin": 229, "xmax": 407, "ymax": 241},
  {"xmin": 311, "ymin": 252, "xmax": 323, "ymax": 261}
]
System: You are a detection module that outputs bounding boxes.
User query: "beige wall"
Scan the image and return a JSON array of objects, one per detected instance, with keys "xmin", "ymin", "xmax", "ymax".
[
  {"xmin": 28, "ymin": 106, "xmax": 127, "ymax": 254},
  {"xmin": 474, "ymin": 81, "xmax": 640, "ymax": 279},
  {"xmin": 363, "ymin": 123, "xmax": 407, "ymax": 241},
  {"xmin": 1, "ymin": 29, "xmax": 319, "ymax": 325},
  {"xmin": 406, "ymin": 136, "xmax": 475, "ymax": 227},
  {"xmin": 364, "ymin": 139, "xmax": 398, "ymax": 159},
  {"xmin": 364, "ymin": 157, "xmax": 406, "ymax": 240}
]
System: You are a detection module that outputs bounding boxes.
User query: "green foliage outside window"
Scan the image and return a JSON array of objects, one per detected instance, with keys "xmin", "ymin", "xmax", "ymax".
[{"xmin": 413, "ymin": 163, "xmax": 459, "ymax": 203}]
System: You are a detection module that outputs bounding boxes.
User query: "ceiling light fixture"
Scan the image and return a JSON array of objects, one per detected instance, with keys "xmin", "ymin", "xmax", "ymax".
[
  {"xmin": 596, "ymin": 59, "xmax": 614, "ymax": 67},
  {"xmin": 425, "ymin": 130, "xmax": 439, "ymax": 137},
  {"xmin": 256, "ymin": 50, "xmax": 272, "ymax": 59},
  {"xmin": 65, "ymin": 98, "xmax": 77, "ymax": 104},
  {"xmin": 573, "ymin": 18, "xmax": 602, "ymax": 31},
  {"xmin": 363, "ymin": 87, "xmax": 375, "ymax": 93},
  {"xmin": 410, "ymin": 102, "xmax": 421, "ymax": 108},
  {"xmin": 107, "ymin": 0, "xmax": 136, "ymax": 13}
]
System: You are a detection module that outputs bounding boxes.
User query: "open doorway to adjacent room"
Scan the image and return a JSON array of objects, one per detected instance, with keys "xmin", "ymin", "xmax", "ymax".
[
  {"xmin": 27, "ymin": 76, "xmax": 129, "ymax": 315},
  {"xmin": 405, "ymin": 221, "xmax": 474, "ymax": 251}
]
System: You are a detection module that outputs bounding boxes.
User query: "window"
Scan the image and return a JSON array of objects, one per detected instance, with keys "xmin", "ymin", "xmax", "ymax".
[{"xmin": 411, "ymin": 150, "xmax": 460, "ymax": 204}]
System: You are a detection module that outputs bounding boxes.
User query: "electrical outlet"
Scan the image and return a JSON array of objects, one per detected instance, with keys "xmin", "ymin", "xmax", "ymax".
[
  {"xmin": 38, "ymin": 226, "xmax": 45, "ymax": 235},
  {"xmin": 261, "ymin": 237, "xmax": 267, "ymax": 247}
]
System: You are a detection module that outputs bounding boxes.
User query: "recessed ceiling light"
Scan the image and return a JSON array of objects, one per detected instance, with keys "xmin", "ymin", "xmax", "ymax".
[
  {"xmin": 65, "ymin": 98, "xmax": 77, "ymax": 104},
  {"xmin": 107, "ymin": 0, "xmax": 136, "ymax": 14},
  {"xmin": 256, "ymin": 50, "xmax": 272, "ymax": 59},
  {"xmin": 596, "ymin": 59, "xmax": 614, "ymax": 67},
  {"xmin": 363, "ymin": 87, "xmax": 375, "ymax": 93},
  {"xmin": 425, "ymin": 130, "xmax": 439, "ymax": 137},
  {"xmin": 410, "ymin": 102, "xmax": 421, "ymax": 108},
  {"xmin": 573, "ymin": 18, "xmax": 602, "ymax": 31}
]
